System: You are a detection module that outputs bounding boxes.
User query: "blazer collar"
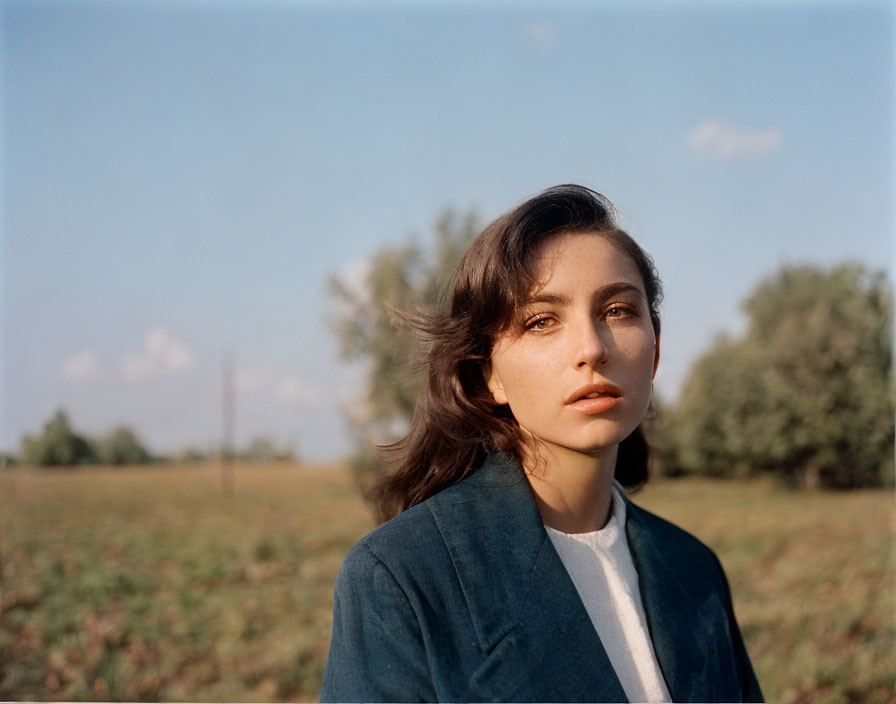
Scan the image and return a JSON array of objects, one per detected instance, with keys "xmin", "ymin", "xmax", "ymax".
[
  {"xmin": 426, "ymin": 453, "xmax": 628, "ymax": 702},
  {"xmin": 426, "ymin": 453, "xmax": 726, "ymax": 703},
  {"xmin": 624, "ymin": 495, "xmax": 728, "ymax": 702},
  {"xmin": 426, "ymin": 453, "xmax": 550, "ymax": 649}
]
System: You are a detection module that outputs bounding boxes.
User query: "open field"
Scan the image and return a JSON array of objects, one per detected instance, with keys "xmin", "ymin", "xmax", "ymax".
[{"xmin": 1, "ymin": 463, "xmax": 893, "ymax": 702}]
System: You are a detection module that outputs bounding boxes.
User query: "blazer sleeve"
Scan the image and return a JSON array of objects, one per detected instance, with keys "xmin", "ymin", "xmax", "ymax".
[
  {"xmin": 710, "ymin": 551, "xmax": 764, "ymax": 703},
  {"xmin": 319, "ymin": 542, "xmax": 436, "ymax": 703}
]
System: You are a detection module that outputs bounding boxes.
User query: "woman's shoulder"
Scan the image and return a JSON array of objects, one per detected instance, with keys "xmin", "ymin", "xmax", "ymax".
[
  {"xmin": 627, "ymin": 499, "xmax": 714, "ymax": 551},
  {"xmin": 340, "ymin": 454, "xmax": 525, "ymax": 575},
  {"xmin": 336, "ymin": 498, "xmax": 450, "ymax": 588},
  {"xmin": 355, "ymin": 499, "xmax": 439, "ymax": 550},
  {"xmin": 624, "ymin": 497, "xmax": 730, "ymax": 590}
]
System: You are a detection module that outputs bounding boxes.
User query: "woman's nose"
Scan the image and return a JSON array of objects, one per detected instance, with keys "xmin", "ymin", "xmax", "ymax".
[{"xmin": 574, "ymin": 320, "xmax": 609, "ymax": 368}]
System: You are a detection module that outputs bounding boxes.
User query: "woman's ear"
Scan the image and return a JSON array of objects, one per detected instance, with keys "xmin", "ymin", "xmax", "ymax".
[
  {"xmin": 652, "ymin": 333, "xmax": 661, "ymax": 379},
  {"xmin": 482, "ymin": 361, "xmax": 509, "ymax": 405}
]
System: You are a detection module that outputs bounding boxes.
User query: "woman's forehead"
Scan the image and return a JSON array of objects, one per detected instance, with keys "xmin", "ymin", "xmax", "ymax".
[{"xmin": 528, "ymin": 231, "xmax": 646, "ymax": 293}]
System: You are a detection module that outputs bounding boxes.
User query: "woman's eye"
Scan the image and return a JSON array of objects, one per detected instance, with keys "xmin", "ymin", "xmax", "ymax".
[
  {"xmin": 526, "ymin": 316, "xmax": 555, "ymax": 332},
  {"xmin": 606, "ymin": 305, "xmax": 634, "ymax": 319}
]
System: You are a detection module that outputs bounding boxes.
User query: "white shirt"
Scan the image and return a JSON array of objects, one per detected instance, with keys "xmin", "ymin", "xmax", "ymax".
[{"xmin": 545, "ymin": 483, "xmax": 671, "ymax": 703}]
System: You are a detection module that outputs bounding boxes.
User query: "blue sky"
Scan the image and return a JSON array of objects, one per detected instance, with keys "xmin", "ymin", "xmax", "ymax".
[{"xmin": 3, "ymin": 0, "xmax": 892, "ymax": 460}]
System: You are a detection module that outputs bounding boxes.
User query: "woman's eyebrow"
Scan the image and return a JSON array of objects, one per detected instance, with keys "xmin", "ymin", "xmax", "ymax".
[
  {"xmin": 595, "ymin": 282, "xmax": 645, "ymax": 301},
  {"xmin": 525, "ymin": 282, "xmax": 644, "ymax": 306},
  {"xmin": 525, "ymin": 292, "xmax": 571, "ymax": 306}
]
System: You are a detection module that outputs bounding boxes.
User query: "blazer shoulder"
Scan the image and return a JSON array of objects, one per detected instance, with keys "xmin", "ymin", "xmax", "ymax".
[
  {"xmin": 323, "ymin": 506, "xmax": 441, "ymax": 702},
  {"xmin": 341, "ymin": 458, "xmax": 519, "ymax": 581},
  {"xmin": 628, "ymin": 498, "xmax": 712, "ymax": 546},
  {"xmin": 625, "ymin": 499, "xmax": 764, "ymax": 702},
  {"xmin": 337, "ymin": 500, "xmax": 451, "ymax": 586},
  {"xmin": 356, "ymin": 499, "xmax": 438, "ymax": 549},
  {"xmin": 626, "ymin": 499, "xmax": 726, "ymax": 580}
]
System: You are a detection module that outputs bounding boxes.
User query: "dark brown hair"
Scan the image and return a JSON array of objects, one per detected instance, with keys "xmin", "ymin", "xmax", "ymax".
[{"xmin": 373, "ymin": 184, "xmax": 663, "ymax": 523}]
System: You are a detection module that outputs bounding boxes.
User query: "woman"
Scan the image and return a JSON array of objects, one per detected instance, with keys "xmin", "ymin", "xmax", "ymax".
[{"xmin": 320, "ymin": 185, "xmax": 762, "ymax": 703}]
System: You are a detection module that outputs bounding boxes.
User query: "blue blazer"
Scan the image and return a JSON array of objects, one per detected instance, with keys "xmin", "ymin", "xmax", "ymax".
[{"xmin": 320, "ymin": 453, "xmax": 763, "ymax": 702}]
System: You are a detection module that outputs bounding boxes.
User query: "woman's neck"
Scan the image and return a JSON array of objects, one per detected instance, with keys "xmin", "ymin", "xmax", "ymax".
[{"xmin": 522, "ymin": 443, "xmax": 618, "ymax": 534}]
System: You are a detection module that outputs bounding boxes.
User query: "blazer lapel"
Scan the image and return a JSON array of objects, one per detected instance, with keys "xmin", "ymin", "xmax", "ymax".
[
  {"xmin": 427, "ymin": 454, "xmax": 628, "ymax": 703},
  {"xmin": 624, "ymin": 496, "xmax": 735, "ymax": 702}
]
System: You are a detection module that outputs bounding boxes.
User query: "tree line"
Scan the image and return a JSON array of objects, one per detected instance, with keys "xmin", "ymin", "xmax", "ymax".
[
  {"xmin": 330, "ymin": 209, "xmax": 894, "ymax": 492},
  {"xmin": 6, "ymin": 409, "xmax": 295, "ymax": 468},
  {"xmin": 11, "ymin": 208, "xmax": 892, "ymax": 487}
]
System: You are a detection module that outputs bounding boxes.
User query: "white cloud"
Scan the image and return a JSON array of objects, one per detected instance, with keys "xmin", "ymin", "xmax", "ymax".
[
  {"xmin": 275, "ymin": 375, "xmax": 317, "ymax": 402},
  {"xmin": 122, "ymin": 327, "xmax": 196, "ymax": 381},
  {"xmin": 687, "ymin": 119, "xmax": 783, "ymax": 158},
  {"xmin": 522, "ymin": 21, "xmax": 559, "ymax": 49},
  {"xmin": 62, "ymin": 350, "xmax": 100, "ymax": 381},
  {"xmin": 337, "ymin": 257, "xmax": 372, "ymax": 303},
  {"xmin": 330, "ymin": 257, "xmax": 372, "ymax": 324},
  {"xmin": 235, "ymin": 366, "xmax": 276, "ymax": 393},
  {"xmin": 234, "ymin": 366, "xmax": 317, "ymax": 403}
]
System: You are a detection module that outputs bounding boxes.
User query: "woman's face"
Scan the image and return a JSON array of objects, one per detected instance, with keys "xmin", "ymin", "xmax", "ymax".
[{"xmin": 485, "ymin": 232, "xmax": 659, "ymax": 463}]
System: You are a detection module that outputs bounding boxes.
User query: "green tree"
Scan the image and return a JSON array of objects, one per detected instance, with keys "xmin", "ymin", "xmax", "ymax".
[
  {"xmin": 98, "ymin": 426, "xmax": 152, "ymax": 465},
  {"xmin": 330, "ymin": 209, "xmax": 478, "ymax": 495},
  {"xmin": 242, "ymin": 436, "xmax": 296, "ymax": 463},
  {"xmin": 668, "ymin": 263, "xmax": 893, "ymax": 488},
  {"xmin": 640, "ymin": 393, "xmax": 682, "ymax": 478},
  {"xmin": 243, "ymin": 436, "xmax": 278, "ymax": 463},
  {"xmin": 175, "ymin": 446, "xmax": 208, "ymax": 463},
  {"xmin": 20, "ymin": 409, "xmax": 98, "ymax": 466}
]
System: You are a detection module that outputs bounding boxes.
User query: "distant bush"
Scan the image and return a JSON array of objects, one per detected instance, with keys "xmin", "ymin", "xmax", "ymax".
[
  {"xmin": 19, "ymin": 410, "xmax": 153, "ymax": 467},
  {"xmin": 20, "ymin": 409, "xmax": 99, "ymax": 466},
  {"xmin": 174, "ymin": 446, "xmax": 210, "ymax": 463},
  {"xmin": 241, "ymin": 436, "xmax": 296, "ymax": 463},
  {"xmin": 665, "ymin": 263, "xmax": 893, "ymax": 488},
  {"xmin": 97, "ymin": 426, "xmax": 152, "ymax": 465}
]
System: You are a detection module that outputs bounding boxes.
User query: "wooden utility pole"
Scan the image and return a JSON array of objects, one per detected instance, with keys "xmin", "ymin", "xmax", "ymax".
[{"xmin": 221, "ymin": 350, "xmax": 235, "ymax": 496}]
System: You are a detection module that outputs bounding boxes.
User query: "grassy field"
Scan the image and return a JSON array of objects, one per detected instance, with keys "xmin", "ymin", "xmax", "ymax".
[{"xmin": 1, "ymin": 463, "xmax": 893, "ymax": 702}]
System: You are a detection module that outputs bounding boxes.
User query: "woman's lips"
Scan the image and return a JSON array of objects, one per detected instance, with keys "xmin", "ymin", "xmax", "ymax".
[
  {"xmin": 568, "ymin": 394, "xmax": 621, "ymax": 414},
  {"xmin": 565, "ymin": 383, "xmax": 623, "ymax": 414}
]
